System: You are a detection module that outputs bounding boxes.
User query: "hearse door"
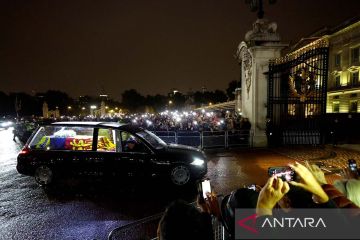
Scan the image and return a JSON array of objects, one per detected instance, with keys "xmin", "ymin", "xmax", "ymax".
[
  {"xmin": 116, "ymin": 131, "xmax": 152, "ymax": 179},
  {"xmin": 90, "ymin": 127, "xmax": 120, "ymax": 179}
]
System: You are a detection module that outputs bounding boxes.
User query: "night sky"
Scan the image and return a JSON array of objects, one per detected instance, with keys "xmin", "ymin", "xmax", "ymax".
[{"xmin": 1, "ymin": 0, "xmax": 359, "ymax": 100}]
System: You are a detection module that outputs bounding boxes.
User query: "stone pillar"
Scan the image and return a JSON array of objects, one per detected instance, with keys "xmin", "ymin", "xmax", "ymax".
[
  {"xmin": 236, "ymin": 18, "xmax": 287, "ymax": 147},
  {"xmin": 100, "ymin": 101, "xmax": 106, "ymax": 117},
  {"xmin": 235, "ymin": 88, "xmax": 242, "ymax": 114},
  {"xmin": 55, "ymin": 109, "xmax": 60, "ymax": 118},
  {"xmin": 42, "ymin": 102, "xmax": 49, "ymax": 118}
]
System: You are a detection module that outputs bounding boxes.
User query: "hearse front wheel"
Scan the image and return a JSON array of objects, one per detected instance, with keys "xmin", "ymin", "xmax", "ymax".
[
  {"xmin": 34, "ymin": 165, "xmax": 54, "ymax": 186},
  {"xmin": 170, "ymin": 165, "xmax": 191, "ymax": 186}
]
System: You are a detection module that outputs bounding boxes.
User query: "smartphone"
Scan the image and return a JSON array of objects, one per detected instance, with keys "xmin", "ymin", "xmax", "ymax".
[
  {"xmin": 348, "ymin": 159, "xmax": 358, "ymax": 172},
  {"xmin": 268, "ymin": 166, "xmax": 296, "ymax": 182},
  {"xmin": 198, "ymin": 179, "xmax": 211, "ymax": 199}
]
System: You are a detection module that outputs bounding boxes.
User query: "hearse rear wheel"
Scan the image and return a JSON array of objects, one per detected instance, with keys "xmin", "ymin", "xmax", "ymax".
[
  {"xmin": 34, "ymin": 165, "xmax": 54, "ymax": 187},
  {"xmin": 170, "ymin": 165, "xmax": 191, "ymax": 186}
]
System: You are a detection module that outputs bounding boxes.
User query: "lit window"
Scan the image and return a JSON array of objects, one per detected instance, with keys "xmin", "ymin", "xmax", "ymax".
[
  {"xmin": 334, "ymin": 53, "xmax": 341, "ymax": 67},
  {"xmin": 351, "ymin": 47, "xmax": 359, "ymax": 63},
  {"xmin": 349, "ymin": 101, "xmax": 358, "ymax": 113},
  {"xmin": 333, "ymin": 102, "xmax": 340, "ymax": 113},
  {"xmin": 335, "ymin": 75, "xmax": 341, "ymax": 87},
  {"xmin": 352, "ymin": 71, "xmax": 359, "ymax": 85}
]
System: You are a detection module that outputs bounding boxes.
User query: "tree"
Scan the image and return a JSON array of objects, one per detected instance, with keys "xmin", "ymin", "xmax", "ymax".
[
  {"xmin": 226, "ymin": 80, "xmax": 238, "ymax": 101},
  {"xmin": 40, "ymin": 90, "xmax": 74, "ymax": 112},
  {"xmin": 213, "ymin": 90, "xmax": 227, "ymax": 103},
  {"xmin": 9, "ymin": 92, "xmax": 42, "ymax": 116},
  {"xmin": 145, "ymin": 94, "xmax": 167, "ymax": 112},
  {"xmin": 121, "ymin": 89, "xmax": 145, "ymax": 112},
  {"xmin": 173, "ymin": 92, "xmax": 186, "ymax": 109},
  {"xmin": 0, "ymin": 92, "xmax": 11, "ymax": 115}
]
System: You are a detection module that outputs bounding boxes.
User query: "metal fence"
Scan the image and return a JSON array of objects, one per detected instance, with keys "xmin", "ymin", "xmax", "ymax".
[
  {"xmin": 108, "ymin": 213, "xmax": 163, "ymax": 240},
  {"xmin": 108, "ymin": 211, "xmax": 227, "ymax": 240},
  {"xmin": 282, "ymin": 130, "xmax": 320, "ymax": 145},
  {"xmin": 152, "ymin": 130, "xmax": 253, "ymax": 149}
]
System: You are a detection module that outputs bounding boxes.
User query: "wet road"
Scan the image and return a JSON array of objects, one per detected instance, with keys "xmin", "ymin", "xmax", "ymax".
[{"xmin": 0, "ymin": 128, "xmax": 294, "ymax": 240}]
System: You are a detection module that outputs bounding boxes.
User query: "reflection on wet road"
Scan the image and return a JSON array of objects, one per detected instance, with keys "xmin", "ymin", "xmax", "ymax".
[{"xmin": 0, "ymin": 128, "xmax": 294, "ymax": 239}]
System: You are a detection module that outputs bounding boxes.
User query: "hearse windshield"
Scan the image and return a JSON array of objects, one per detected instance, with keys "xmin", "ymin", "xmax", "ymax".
[{"xmin": 136, "ymin": 130, "xmax": 166, "ymax": 149}]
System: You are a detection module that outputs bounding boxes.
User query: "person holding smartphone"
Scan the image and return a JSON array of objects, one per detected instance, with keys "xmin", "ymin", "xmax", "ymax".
[
  {"xmin": 256, "ymin": 162, "xmax": 335, "ymax": 218},
  {"xmin": 197, "ymin": 179, "xmax": 222, "ymax": 221}
]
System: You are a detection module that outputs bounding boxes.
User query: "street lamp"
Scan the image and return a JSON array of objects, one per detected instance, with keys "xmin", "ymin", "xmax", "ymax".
[
  {"xmin": 67, "ymin": 106, "xmax": 72, "ymax": 110},
  {"xmin": 90, "ymin": 105, "xmax": 97, "ymax": 109}
]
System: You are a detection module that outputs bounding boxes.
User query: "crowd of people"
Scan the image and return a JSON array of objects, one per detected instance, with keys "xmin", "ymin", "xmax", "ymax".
[
  {"xmin": 124, "ymin": 110, "xmax": 251, "ymax": 133},
  {"xmin": 12, "ymin": 110, "xmax": 253, "ymax": 143},
  {"xmin": 157, "ymin": 161, "xmax": 360, "ymax": 240}
]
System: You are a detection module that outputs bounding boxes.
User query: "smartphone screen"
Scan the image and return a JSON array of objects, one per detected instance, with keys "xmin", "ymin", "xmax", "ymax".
[
  {"xmin": 268, "ymin": 167, "xmax": 295, "ymax": 182},
  {"xmin": 348, "ymin": 159, "xmax": 358, "ymax": 172},
  {"xmin": 201, "ymin": 180, "xmax": 211, "ymax": 199}
]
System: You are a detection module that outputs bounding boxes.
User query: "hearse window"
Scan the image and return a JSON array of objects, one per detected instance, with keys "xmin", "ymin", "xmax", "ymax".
[
  {"xmin": 29, "ymin": 126, "xmax": 94, "ymax": 151},
  {"xmin": 97, "ymin": 128, "xmax": 117, "ymax": 152},
  {"xmin": 121, "ymin": 132, "xmax": 148, "ymax": 153}
]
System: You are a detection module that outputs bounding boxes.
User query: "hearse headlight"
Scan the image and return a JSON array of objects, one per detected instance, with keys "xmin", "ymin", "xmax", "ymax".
[
  {"xmin": 191, "ymin": 157, "xmax": 205, "ymax": 166},
  {"xmin": 1, "ymin": 121, "xmax": 13, "ymax": 127}
]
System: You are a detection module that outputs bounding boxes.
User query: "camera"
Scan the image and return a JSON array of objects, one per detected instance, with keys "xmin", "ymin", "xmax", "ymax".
[{"xmin": 268, "ymin": 166, "xmax": 296, "ymax": 182}]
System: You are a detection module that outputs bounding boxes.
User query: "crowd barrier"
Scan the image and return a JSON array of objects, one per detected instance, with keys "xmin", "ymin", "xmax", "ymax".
[
  {"xmin": 108, "ymin": 201, "xmax": 227, "ymax": 240},
  {"xmin": 282, "ymin": 130, "xmax": 320, "ymax": 145},
  {"xmin": 153, "ymin": 130, "xmax": 253, "ymax": 149}
]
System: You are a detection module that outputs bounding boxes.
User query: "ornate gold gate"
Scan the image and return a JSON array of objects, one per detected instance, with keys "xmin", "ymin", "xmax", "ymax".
[{"xmin": 267, "ymin": 39, "xmax": 329, "ymax": 145}]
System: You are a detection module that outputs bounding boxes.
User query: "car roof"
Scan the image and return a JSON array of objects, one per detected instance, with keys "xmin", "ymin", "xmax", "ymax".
[{"xmin": 51, "ymin": 121, "xmax": 141, "ymax": 131}]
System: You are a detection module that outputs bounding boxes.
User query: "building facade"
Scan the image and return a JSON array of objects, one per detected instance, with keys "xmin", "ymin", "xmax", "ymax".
[{"xmin": 326, "ymin": 19, "xmax": 360, "ymax": 113}]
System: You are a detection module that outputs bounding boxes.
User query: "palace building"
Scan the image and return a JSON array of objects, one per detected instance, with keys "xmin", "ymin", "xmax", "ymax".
[
  {"xmin": 326, "ymin": 17, "xmax": 360, "ymax": 113},
  {"xmin": 288, "ymin": 16, "xmax": 360, "ymax": 114}
]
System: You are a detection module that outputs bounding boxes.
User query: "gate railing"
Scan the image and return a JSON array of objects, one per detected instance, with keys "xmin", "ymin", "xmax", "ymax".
[
  {"xmin": 152, "ymin": 130, "xmax": 253, "ymax": 149},
  {"xmin": 282, "ymin": 130, "xmax": 320, "ymax": 145}
]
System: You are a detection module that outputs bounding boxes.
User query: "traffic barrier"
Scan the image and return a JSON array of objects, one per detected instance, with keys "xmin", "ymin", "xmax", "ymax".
[{"xmin": 153, "ymin": 130, "xmax": 253, "ymax": 149}]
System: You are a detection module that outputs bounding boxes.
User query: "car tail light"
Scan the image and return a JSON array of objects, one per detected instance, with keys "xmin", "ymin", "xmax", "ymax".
[{"xmin": 19, "ymin": 145, "xmax": 30, "ymax": 155}]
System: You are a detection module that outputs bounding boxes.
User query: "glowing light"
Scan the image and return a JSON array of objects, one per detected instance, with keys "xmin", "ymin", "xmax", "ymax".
[{"xmin": 90, "ymin": 105, "xmax": 97, "ymax": 109}]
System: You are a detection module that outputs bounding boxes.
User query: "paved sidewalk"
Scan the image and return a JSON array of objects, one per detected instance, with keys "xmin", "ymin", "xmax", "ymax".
[
  {"xmin": 337, "ymin": 144, "xmax": 360, "ymax": 153},
  {"xmin": 273, "ymin": 145, "xmax": 360, "ymax": 183},
  {"xmin": 206, "ymin": 149, "xmax": 297, "ymax": 195}
]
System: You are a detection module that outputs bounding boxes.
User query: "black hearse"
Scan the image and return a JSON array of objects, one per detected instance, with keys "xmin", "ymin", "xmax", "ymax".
[{"xmin": 17, "ymin": 122, "xmax": 207, "ymax": 187}]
